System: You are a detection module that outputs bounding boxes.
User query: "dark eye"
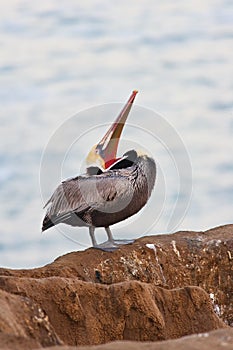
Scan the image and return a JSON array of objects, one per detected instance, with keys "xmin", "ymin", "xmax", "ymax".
[{"xmin": 95, "ymin": 146, "xmax": 101, "ymax": 155}]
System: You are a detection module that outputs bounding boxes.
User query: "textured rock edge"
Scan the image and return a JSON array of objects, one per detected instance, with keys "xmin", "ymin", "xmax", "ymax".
[{"xmin": 0, "ymin": 224, "xmax": 232, "ymax": 349}]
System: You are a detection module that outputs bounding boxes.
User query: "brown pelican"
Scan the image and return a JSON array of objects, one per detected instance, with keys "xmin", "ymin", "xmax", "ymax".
[{"xmin": 42, "ymin": 91, "xmax": 156, "ymax": 251}]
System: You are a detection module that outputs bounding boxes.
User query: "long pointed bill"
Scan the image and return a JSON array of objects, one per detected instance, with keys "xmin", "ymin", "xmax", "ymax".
[{"xmin": 97, "ymin": 90, "xmax": 138, "ymax": 169}]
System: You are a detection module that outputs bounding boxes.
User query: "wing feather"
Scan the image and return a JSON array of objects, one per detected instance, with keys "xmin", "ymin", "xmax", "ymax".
[{"xmin": 44, "ymin": 172, "xmax": 133, "ymax": 219}]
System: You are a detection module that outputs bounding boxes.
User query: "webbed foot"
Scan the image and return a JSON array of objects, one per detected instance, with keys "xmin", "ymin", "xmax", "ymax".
[
  {"xmin": 113, "ymin": 239, "xmax": 135, "ymax": 245},
  {"xmin": 93, "ymin": 239, "xmax": 135, "ymax": 252},
  {"xmin": 93, "ymin": 240, "xmax": 119, "ymax": 252}
]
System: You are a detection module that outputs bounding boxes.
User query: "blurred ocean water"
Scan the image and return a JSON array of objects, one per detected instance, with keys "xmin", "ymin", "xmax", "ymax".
[{"xmin": 0, "ymin": 1, "xmax": 232, "ymax": 268}]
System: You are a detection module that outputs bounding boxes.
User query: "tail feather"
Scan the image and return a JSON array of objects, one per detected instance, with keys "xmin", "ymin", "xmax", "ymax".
[
  {"xmin": 42, "ymin": 215, "xmax": 55, "ymax": 232},
  {"xmin": 42, "ymin": 212, "xmax": 73, "ymax": 231},
  {"xmin": 42, "ymin": 209, "xmax": 87, "ymax": 232}
]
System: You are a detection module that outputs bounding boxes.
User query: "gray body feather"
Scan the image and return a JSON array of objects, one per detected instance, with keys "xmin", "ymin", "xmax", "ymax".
[{"xmin": 42, "ymin": 154, "xmax": 156, "ymax": 231}]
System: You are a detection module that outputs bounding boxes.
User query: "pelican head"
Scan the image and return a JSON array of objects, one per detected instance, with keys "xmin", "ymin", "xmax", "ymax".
[{"xmin": 86, "ymin": 90, "xmax": 138, "ymax": 171}]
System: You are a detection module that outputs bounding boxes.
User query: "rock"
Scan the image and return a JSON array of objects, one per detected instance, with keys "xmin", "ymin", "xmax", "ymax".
[
  {"xmin": 0, "ymin": 289, "xmax": 62, "ymax": 350},
  {"xmin": 0, "ymin": 224, "xmax": 232, "ymax": 349},
  {"xmin": 44, "ymin": 328, "xmax": 233, "ymax": 350},
  {"xmin": 0, "ymin": 278, "xmax": 226, "ymax": 347}
]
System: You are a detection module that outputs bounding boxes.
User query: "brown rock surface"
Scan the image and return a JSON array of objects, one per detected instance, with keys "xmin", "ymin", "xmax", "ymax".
[
  {"xmin": 43, "ymin": 328, "xmax": 233, "ymax": 350},
  {"xmin": 0, "ymin": 224, "xmax": 232, "ymax": 349},
  {"xmin": 0, "ymin": 289, "xmax": 62, "ymax": 349}
]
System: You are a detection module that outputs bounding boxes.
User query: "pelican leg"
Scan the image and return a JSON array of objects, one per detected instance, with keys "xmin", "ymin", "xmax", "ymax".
[
  {"xmin": 90, "ymin": 226, "xmax": 134, "ymax": 252},
  {"xmin": 105, "ymin": 227, "xmax": 114, "ymax": 243},
  {"xmin": 89, "ymin": 226, "xmax": 98, "ymax": 248},
  {"xmin": 93, "ymin": 227, "xmax": 134, "ymax": 252},
  {"xmin": 93, "ymin": 228, "xmax": 118, "ymax": 251},
  {"xmin": 106, "ymin": 226, "xmax": 135, "ymax": 246},
  {"xmin": 89, "ymin": 226, "xmax": 117, "ymax": 251}
]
